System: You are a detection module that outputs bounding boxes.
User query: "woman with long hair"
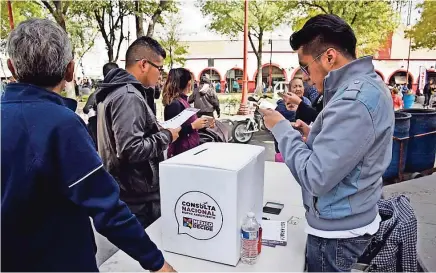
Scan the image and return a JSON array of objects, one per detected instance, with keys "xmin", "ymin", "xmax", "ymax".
[{"xmin": 162, "ymin": 68, "xmax": 211, "ymax": 157}]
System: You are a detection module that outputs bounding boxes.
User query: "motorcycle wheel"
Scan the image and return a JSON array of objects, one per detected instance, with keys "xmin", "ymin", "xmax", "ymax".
[{"xmin": 232, "ymin": 121, "xmax": 254, "ymax": 144}]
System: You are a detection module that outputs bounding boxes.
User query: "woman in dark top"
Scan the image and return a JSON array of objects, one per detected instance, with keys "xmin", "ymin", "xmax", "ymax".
[
  {"xmin": 162, "ymin": 68, "xmax": 210, "ymax": 157},
  {"xmin": 274, "ymin": 81, "xmax": 323, "ymax": 154},
  {"xmin": 284, "ymin": 91, "xmax": 323, "ymax": 125}
]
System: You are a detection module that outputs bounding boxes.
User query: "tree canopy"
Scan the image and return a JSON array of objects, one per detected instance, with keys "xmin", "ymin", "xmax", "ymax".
[
  {"xmin": 1, "ymin": 1, "xmax": 46, "ymax": 41},
  {"xmin": 199, "ymin": 0, "xmax": 297, "ymax": 90},
  {"xmin": 157, "ymin": 14, "xmax": 189, "ymax": 70},
  {"xmin": 294, "ymin": 0, "xmax": 400, "ymax": 56},
  {"xmin": 406, "ymin": 0, "xmax": 436, "ymax": 50},
  {"xmin": 134, "ymin": 0, "xmax": 178, "ymax": 38}
]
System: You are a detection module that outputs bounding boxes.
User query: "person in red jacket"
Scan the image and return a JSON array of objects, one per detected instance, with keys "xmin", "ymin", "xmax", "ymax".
[{"xmin": 391, "ymin": 88, "xmax": 403, "ymax": 111}]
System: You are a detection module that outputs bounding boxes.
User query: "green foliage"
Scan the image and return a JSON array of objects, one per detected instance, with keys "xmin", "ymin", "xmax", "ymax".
[
  {"xmin": 135, "ymin": 0, "xmax": 179, "ymax": 26},
  {"xmin": 406, "ymin": 0, "xmax": 436, "ymax": 50},
  {"xmin": 199, "ymin": 0, "xmax": 295, "ymax": 38},
  {"xmin": 294, "ymin": 1, "xmax": 400, "ymax": 56},
  {"xmin": 198, "ymin": 0, "xmax": 297, "ymax": 91},
  {"xmin": 1, "ymin": 1, "xmax": 46, "ymax": 41},
  {"xmin": 70, "ymin": 0, "xmax": 131, "ymax": 62},
  {"xmin": 157, "ymin": 14, "xmax": 189, "ymax": 70}
]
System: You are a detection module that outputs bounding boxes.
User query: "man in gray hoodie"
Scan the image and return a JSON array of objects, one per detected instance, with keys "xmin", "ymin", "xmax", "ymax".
[{"xmin": 261, "ymin": 15, "xmax": 394, "ymax": 272}]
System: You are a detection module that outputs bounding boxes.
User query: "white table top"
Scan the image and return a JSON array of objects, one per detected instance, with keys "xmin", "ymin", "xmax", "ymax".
[{"xmin": 99, "ymin": 162, "xmax": 307, "ymax": 272}]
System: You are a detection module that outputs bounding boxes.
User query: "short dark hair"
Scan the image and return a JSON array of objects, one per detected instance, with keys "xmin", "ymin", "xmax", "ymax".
[
  {"xmin": 102, "ymin": 62, "xmax": 119, "ymax": 77},
  {"xmin": 290, "ymin": 14, "xmax": 357, "ymax": 59},
  {"xmin": 125, "ymin": 36, "xmax": 166, "ymax": 67}
]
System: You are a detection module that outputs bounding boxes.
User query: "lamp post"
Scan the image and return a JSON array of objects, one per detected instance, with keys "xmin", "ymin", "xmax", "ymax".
[
  {"xmin": 268, "ymin": 39, "xmax": 272, "ymax": 89},
  {"xmin": 7, "ymin": 0, "xmax": 14, "ymax": 30},
  {"xmin": 405, "ymin": 0, "xmax": 412, "ymax": 88},
  {"xmin": 238, "ymin": 0, "xmax": 249, "ymax": 115}
]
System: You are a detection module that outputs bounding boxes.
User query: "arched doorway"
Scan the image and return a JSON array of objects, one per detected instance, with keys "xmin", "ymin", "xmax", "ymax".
[
  {"xmin": 375, "ymin": 70, "xmax": 385, "ymax": 82},
  {"xmin": 427, "ymin": 69, "xmax": 436, "ymax": 83},
  {"xmin": 388, "ymin": 70, "xmax": 414, "ymax": 89},
  {"xmin": 253, "ymin": 64, "xmax": 287, "ymax": 91},
  {"xmin": 199, "ymin": 68, "xmax": 221, "ymax": 83},
  {"xmin": 225, "ymin": 68, "xmax": 244, "ymax": 93},
  {"xmin": 199, "ymin": 68, "xmax": 222, "ymax": 92},
  {"xmin": 292, "ymin": 68, "xmax": 304, "ymax": 80}
]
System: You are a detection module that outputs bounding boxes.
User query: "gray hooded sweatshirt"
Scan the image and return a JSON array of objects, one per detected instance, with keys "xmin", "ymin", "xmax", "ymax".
[
  {"xmin": 188, "ymin": 83, "xmax": 220, "ymax": 114},
  {"xmin": 272, "ymin": 56, "xmax": 394, "ymax": 231}
]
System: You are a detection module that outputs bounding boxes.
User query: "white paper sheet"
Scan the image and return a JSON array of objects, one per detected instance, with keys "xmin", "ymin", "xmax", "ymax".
[
  {"xmin": 159, "ymin": 108, "xmax": 199, "ymax": 129},
  {"xmin": 262, "ymin": 220, "xmax": 288, "ymax": 246},
  {"xmin": 259, "ymin": 100, "xmax": 277, "ymax": 110}
]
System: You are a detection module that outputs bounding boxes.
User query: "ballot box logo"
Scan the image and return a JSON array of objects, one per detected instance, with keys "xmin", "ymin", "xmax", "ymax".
[
  {"xmin": 183, "ymin": 217, "xmax": 193, "ymax": 228},
  {"xmin": 175, "ymin": 191, "xmax": 223, "ymax": 240}
]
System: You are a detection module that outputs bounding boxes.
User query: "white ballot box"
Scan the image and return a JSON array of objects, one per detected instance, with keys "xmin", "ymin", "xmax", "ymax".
[{"xmin": 159, "ymin": 143, "xmax": 265, "ymax": 266}]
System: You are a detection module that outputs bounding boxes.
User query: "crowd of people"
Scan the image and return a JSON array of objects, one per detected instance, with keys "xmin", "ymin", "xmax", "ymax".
[{"xmin": 1, "ymin": 13, "xmax": 413, "ymax": 273}]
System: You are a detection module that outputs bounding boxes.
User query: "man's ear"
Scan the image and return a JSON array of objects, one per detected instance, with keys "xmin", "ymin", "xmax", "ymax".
[
  {"xmin": 7, "ymin": 59, "xmax": 18, "ymax": 80},
  {"xmin": 64, "ymin": 60, "xmax": 75, "ymax": 82}
]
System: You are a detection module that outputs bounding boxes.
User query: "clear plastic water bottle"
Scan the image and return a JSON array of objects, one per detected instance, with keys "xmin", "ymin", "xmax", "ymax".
[{"xmin": 240, "ymin": 212, "xmax": 260, "ymax": 265}]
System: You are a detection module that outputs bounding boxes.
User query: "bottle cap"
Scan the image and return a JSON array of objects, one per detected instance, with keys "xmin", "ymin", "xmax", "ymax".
[{"xmin": 247, "ymin": 212, "xmax": 255, "ymax": 218}]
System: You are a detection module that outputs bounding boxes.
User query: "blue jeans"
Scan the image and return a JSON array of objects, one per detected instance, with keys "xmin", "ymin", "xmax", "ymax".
[{"xmin": 306, "ymin": 234, "xmax": 373, "ymax": 272}]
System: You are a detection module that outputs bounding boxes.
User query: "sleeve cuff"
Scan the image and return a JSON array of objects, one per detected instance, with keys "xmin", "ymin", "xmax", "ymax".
[
  {"xmin": 141, "ymin": 249, "xmax": 165, "ymax": 271},
  {"xmin": 162, "ymin": 129, "xmax": 173, "ymax": 143}
]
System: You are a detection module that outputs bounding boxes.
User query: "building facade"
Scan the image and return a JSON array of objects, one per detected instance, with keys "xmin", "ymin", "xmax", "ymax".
[{"xmin": 181, "ymin": 27, "xmax": 436, "ymax": 93}]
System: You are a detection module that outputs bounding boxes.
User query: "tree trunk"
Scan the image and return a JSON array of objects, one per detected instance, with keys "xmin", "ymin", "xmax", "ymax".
[
  {"xmin": 107, "ymin": 48, "xmax": 114, "ymax": 63},
  {"xmin": 135, "ymin": 1, "xmax": 144, "ymax": 37},
  {"xmin": 255, "ymin": 32, "xmax": 263, "ymax": 95},
  {"xmin": 169, "ymin": 46, "xmax": 173, "ymax": 69},
  {"xmin": 146, "ymin": 0, "xmax": 167, "ymax": 37}
]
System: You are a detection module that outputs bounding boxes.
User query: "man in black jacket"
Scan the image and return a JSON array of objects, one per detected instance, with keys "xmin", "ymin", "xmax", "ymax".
[
  {"xmin": 96, "ymin": 36, "xmax": 180, "ymax": 228},
  {"xmin": 423, "ymin": 79, "xmax": 434, "ymax": 108}
]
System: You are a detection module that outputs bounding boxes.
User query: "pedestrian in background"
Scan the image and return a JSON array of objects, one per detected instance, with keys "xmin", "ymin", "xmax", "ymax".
[
  {"xmin": 423, "ymin": 79, "xmax": 434, "ymax": 108},
  {"xmin": 391, "ymin": 88, "xmax": 404, "ymax": 111},
  {"xmin": 189, "ymin": 74, "xmax": 221, "ymax": 118},
  {"xmin": 289, "ymin": 77, "xmax": 311, "ymax": 107},
  {"xmin": 83, "ymin": 62, "xmax": 119, "ymax": 149},
  {"xmin": 261, "ymin": 14, "xmax": 394, "ymax": 272},
  {"xmin": 1, "ymin": 18, "xmax": 174, "ymax": 272}
]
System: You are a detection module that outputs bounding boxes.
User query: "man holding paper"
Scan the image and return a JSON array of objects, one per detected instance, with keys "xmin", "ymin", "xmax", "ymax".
[
  {"xmin": 96, "ymin": 36, "xmax": 180, "ymax": 228},
  {"xmin": 261, "ymin": 15, "xmax": 394, "ymax": 272}
]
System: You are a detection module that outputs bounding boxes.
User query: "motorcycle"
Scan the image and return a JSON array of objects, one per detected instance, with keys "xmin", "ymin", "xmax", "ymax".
[{"xmin": 232, "ymin": 95, "xmax": 272, "ymax": 144}]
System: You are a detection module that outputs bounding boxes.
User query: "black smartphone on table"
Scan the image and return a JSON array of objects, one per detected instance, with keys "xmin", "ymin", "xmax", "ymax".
[{"xmin": 263, "ymin": 202, "xmax": 284, "ymax": 215}]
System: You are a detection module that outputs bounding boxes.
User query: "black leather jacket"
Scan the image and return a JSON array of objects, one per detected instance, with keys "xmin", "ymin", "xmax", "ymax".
[{"xmin": 95, "ymin": 68, "xmax": 172, "ymax": 205}]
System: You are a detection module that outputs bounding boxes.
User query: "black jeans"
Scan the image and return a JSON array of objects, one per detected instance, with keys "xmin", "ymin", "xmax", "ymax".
[
  {"xmin": 424, "ymin": 93, "xmax": 431, "ymax": 106},
  {"xmin": 306, "ymin": 234, "xmax": 373, "ymax": 272}
]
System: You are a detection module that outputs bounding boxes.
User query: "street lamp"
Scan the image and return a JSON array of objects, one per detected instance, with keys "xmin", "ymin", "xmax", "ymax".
[
  {"xmin": 7, "ymin": 0, "xmax": 14, "ymax": 30},
  {"xmin": 238, "ymin": 0, "xmax": 249, "ymax": 115},
  {"xmin": 268, "ymin": 39, "xmax": 272, "ymax": 89}
]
